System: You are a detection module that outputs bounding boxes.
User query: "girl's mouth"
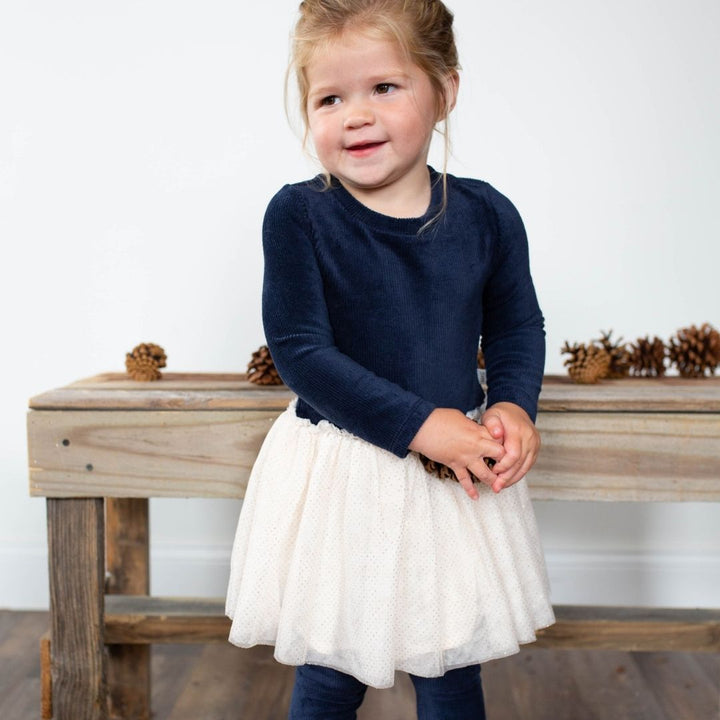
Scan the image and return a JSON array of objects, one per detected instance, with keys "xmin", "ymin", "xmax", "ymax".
[{"xmin": 346, "ymin": 141, "xmax": 385, "ymax": 156}]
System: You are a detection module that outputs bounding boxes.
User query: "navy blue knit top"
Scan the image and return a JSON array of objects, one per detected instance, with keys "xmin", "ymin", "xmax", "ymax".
[{"xmin": 261, "ymin": 168, "xmax": 545, "ymax": 458}]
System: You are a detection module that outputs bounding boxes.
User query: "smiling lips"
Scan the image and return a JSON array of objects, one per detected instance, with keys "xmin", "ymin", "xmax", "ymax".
[{"xmin": 345, "ymin": 141, "xmax": 386, "ymax": 157}]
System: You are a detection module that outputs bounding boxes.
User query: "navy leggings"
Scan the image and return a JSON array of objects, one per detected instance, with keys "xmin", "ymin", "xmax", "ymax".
[{"xmin": 288, "ymin": 662, "xmax": 486, "ymax": 719}]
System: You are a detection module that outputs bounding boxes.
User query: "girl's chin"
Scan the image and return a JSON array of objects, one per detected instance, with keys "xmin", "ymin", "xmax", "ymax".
[{"xmin": 333, "ymin": 167, "xmax": 400, "ymax": 191}]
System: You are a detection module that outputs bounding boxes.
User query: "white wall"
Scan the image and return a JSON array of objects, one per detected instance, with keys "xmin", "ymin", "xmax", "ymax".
[{"xmin": 1, "ymin": 0, "xmax": 718, "ymax": 609}]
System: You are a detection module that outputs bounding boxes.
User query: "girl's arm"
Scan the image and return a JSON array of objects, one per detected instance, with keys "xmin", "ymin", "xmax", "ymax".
[
  {"xmin": 262, "ymin": 185, "xmax": 436, "ymax": 459},
  {"xmin": 480, "ymin": 186, "xmax": 545, "ymax": 423},
  {"xmin": 479, "ymin": 187, "xmax": 546, "ymax": 490}
]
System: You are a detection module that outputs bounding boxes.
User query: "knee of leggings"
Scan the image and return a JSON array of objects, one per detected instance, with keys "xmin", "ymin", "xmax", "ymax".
[
  {"xmin": 294, "ymin": 664, "xmax": 368, "ymax": 704},
  {"xmin": 410, "ymin": 664, "xmax": 485, "ymax": 705}
]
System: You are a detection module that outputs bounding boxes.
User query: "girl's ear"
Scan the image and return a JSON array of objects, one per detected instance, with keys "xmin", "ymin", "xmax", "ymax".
[{"xmin": 439, "ymin": 70, "xmax": 460, "ymax": 121}]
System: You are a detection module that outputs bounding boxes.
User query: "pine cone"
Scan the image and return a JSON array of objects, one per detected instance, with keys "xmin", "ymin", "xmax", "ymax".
[
  {"xmin": 668, "ymin": 323, "xmax": 720, "ymax": 378},
  {"xmin": 125, "ymin": 342, "xmax": 167, "ymax": 381},
  {"xmin": 595, "ymin": 330, "xmax": 631, "ymax": 378},
  {"xmin": 561, "ymin": 341, "xmax": 611, "ymax": 384},
  {"xmin": 418, "ymin": 454, "xmax": 495, "ymax": 484},
  {"xmin": 247, "ymin": 345, "xmax": 283, "ymax": 385},
  {"xmin": 419, "ymin": 454, "xmax": 462, "ymax": 482},
  {"xmin": 628, "ymin": 336, "xmax": 668, "ymax": 377}
]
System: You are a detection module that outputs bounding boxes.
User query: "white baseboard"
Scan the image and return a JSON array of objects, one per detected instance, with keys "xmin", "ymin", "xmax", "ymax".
[
  {"xmin": 2, "ymin": 544, "xmax": 718, "ymax": 610},
  {"xmin": 1, "ymin": 544, "xmax": 50, "ymax": 610},
  {"xmin": 543, "ymin": 550, "xmax": 720, "ymax": 608}
]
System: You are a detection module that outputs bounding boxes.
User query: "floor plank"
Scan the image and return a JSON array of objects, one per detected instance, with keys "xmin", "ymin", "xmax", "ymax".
[
  {"xmin": 0, "ymin": 608, "xmax": 23, "ymax": 646},
  {"xmin": 151, "ymin": 643, "xmax": 203, "ymax": 718},
  {"xmin": 632, "ymin": 653, "xmax": 720, "ymax": 720},
  {"xmin": 2, "ymin": 611, "xmax": 718, "ymax": 720},
  {"xmin": 483, "ymin": 649, "xmax": 584, "ymax": 720},
  {"xmin": 0, "ymin": 612, "xmax": 47, "ymax": 719},
  {"xmin": 570, "ymin": 650, "xmax": 668, "ymax": 720},
  {"xmin": 694, "ymin": 651, "xmax": 720, "ymax": 688},
  {"xmin": 162, "ymin": 643, "xmax": 294, "ymax": 720}
]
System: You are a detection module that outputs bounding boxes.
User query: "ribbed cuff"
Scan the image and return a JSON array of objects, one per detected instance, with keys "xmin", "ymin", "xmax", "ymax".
[
  {"xmin": 388, "ymin": 398, "xmax": 437, "ymax": 458},
  {"xmin": 485, "ymin": 386, "xmax": 538, "ymax": 423}
]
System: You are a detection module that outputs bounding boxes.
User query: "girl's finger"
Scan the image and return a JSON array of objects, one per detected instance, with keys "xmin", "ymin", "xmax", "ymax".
[
  {"xmin": 490, "ymin": 438, "xmax": 522, "ymax": 474},
  {"xmin": 478, "ymin": 440, "xmax": 505, "ymax": 463},
  {"xmin": 496, "ymin": 447, "xmax": 539, "ymax": 489},
  {"xmin": 467, "ymin": 459, "xmax": 497, "ymax": 489},
  {"xmin": 455, "ymin": 472, "xmax": 479, "ymax": 500}
]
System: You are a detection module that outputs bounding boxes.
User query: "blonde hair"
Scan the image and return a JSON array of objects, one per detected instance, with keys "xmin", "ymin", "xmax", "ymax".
[{"xmin": 288, "ymin": 0, "xmax": 460, "ymax": 218}]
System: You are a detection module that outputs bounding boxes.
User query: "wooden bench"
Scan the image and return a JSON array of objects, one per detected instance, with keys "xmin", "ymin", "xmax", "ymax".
[{"xmin": 27, "ymin": 373, "xmax": 720, "ymax": 720}]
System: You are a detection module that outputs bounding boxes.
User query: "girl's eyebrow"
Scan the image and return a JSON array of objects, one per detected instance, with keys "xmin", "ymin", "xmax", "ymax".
[
  {"xmin": 308, "ymin": 71, "xmax": 411, "ymax": 97},
  {"xmin": 307, "ymin": 84, "xmax": 340, "ymax": 99},
  {"xmin": 366, "ymin": 70, "xmax": 410, "ymax": 82},
  {"xmin": 363, "ymin": 70, "xmax": 412, "ymax": 86}
]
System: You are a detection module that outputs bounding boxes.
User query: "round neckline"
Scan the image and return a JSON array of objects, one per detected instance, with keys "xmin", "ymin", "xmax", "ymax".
[{"xmin": 328, "ymin": 167, "xmax": 444, "ymax": 235}]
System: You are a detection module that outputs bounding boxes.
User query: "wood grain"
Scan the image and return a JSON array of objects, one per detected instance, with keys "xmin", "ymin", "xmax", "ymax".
[
  {"xmin": 47, "ymin": 498, "xmax": 107, "ymax": 720},
  {"xmin": 105, "ymin": 499, "xmax": 150, "ymax": 720},
  {"xmin": 29, "ymin": 374, "xmax": 293, "ymax": 411},
  {"xmin": 555, "ymin": 649, "xmax": 668, "ymax": 720},
  {"xmin": 631, "ymin": 652, "xmax": 720, "ymax": 720},
  {"xmin": 28, "ymin": 373, "xmax": 720, "ymax": 412},
  {"xmin": 4, "ymin": 611, "xmax": 719, "ymax": 720},
  {"xmin": 28, "ymin": 409, "xmax": 720, "ymax": 500},
  {"xmin": 166, "ymin": 643, "xmax": 294, "ymax": 720},
  {"xmin": 0, "ymin": 614, "xmax": 54, "ymax": 720},
  {"xmin": 105, "ymin": 596, "xmax": 231, "ymax": 644},
  {"xmin": 149, "ymin": 643, "xmax": 203, "ymax": 719},
  {"xmin": 533, "ymin": 606, "xmax": 720, "ymax": 652},
  {"xmin": 28, "ymin": 410, "xmax": 279, "ymax": 498},
  {"xmin": 40, "ymin": 632, "xmax": 52, "ymax": 720},
  {"xmin": 104, "ymin": 597, "xmax": 720, "ymax": 653},
  {"xmin": 532, "ymin": 412, "xmax": 720, "ymax": 501},
  {"xmin": 537, "ymin": 375, "xmax": 720, "ymax": 412}
]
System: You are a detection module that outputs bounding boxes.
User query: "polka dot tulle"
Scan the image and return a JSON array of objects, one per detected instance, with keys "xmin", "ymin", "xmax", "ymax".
[{"xmin": 226, "ymin": 402, "xmax": 554, "ymax": 689}]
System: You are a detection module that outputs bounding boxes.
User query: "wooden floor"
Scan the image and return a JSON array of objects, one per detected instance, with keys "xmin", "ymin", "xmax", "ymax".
[{"xmin": 2, "ymin": 611, "xmax": 718, "ymax": 720}]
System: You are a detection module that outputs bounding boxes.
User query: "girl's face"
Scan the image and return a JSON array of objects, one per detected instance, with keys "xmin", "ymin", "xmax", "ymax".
[{"xmin": 305, "ymin": 31, "xmax": 449, "ymax": 216}]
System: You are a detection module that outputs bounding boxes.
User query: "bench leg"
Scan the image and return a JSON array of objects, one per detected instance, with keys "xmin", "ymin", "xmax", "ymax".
[
  {"xmin": 106, "ymin": 498, "xmax": 151, "ymax": 720},
  {"xmin": 40, "ymin": 632, "xmax": 52, "ymax": 719},
  {"xmin": 47, "ymin": 498, "xmax": 107, "ymax": 720}
]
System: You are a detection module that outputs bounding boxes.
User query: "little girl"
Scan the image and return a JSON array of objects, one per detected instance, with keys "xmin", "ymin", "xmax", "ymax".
[{"xmin": 226, "ymin": 1, "xmax": 554, "ymax": 717}]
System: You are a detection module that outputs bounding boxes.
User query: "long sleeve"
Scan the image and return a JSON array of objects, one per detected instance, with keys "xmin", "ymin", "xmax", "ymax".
[
  {"xmin": 261, "ymin": 186, "xmax": 436, "ymax": 458},
  {"xmin": 480, "ymin": 187, "xmax": 545, "ymax": 421}
]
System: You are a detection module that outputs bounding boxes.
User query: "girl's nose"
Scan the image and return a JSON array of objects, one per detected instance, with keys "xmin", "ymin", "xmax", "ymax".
[{"xmin": 343, "ymin": 101, "xmax": 374, "ymax": 129}]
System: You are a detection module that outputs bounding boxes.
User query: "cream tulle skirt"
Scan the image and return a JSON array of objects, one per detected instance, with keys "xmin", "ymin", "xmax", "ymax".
[{"xmin": 226, "ymin": 402, "xmax": 554, "ymax": 689}]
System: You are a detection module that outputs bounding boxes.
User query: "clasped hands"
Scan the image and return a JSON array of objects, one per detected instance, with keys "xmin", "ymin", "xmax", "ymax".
[{"xmin": 408, "ymin": 402, "xmax": 540, "ymax": 500}]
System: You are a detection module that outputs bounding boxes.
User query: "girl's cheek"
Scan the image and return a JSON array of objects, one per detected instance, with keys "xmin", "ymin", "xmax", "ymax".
[{"xmin": 310, "ymin": 121, "xmax": 331, "ymax": 146}]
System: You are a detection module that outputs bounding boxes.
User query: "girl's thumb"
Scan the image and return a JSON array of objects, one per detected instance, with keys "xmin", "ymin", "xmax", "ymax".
[{"xmin": 483, "ymin": 413, "xmax": 505, "ymax": 441}]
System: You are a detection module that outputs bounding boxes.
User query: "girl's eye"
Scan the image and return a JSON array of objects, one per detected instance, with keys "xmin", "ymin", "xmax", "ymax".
[
  {"xmin": 320, "ymin": 95, "xmax": 340, "ymax": 106},
  {"xmin": 375, "ymin": 83, "xmax": 396, "ymax": 95}
]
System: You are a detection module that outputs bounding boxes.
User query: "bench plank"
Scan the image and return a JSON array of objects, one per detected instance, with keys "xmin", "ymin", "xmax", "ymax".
[
  {"xmin": 29, "ymin": 410, "xmax": 720, "ymax": 500},
  {"xmin": 105, "ymin": 596, "xmax": 231, "ymax": 644},
  {"xmin": 532, "ymin": 412, "xmax": 720, "ymax": 501},
  {"xmin": 28, "ymin": 410, "xmax": 277, "ymax": 498},
  {"xmin": 534, "ymin": 606, "xmax": 720, "ymax": 652},
  {"xmin": 28, "ymin": 374, "xmax": 720, "ymax": 412},
  {"xmin": 104, "ymin": 597, "xmax": 720, "ymax": 653}
]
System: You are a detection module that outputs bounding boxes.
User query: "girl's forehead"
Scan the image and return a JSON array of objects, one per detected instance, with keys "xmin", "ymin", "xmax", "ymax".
[{"xmin": 305, "ymin": 30, "xmax": 411, "ymax": 79}]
